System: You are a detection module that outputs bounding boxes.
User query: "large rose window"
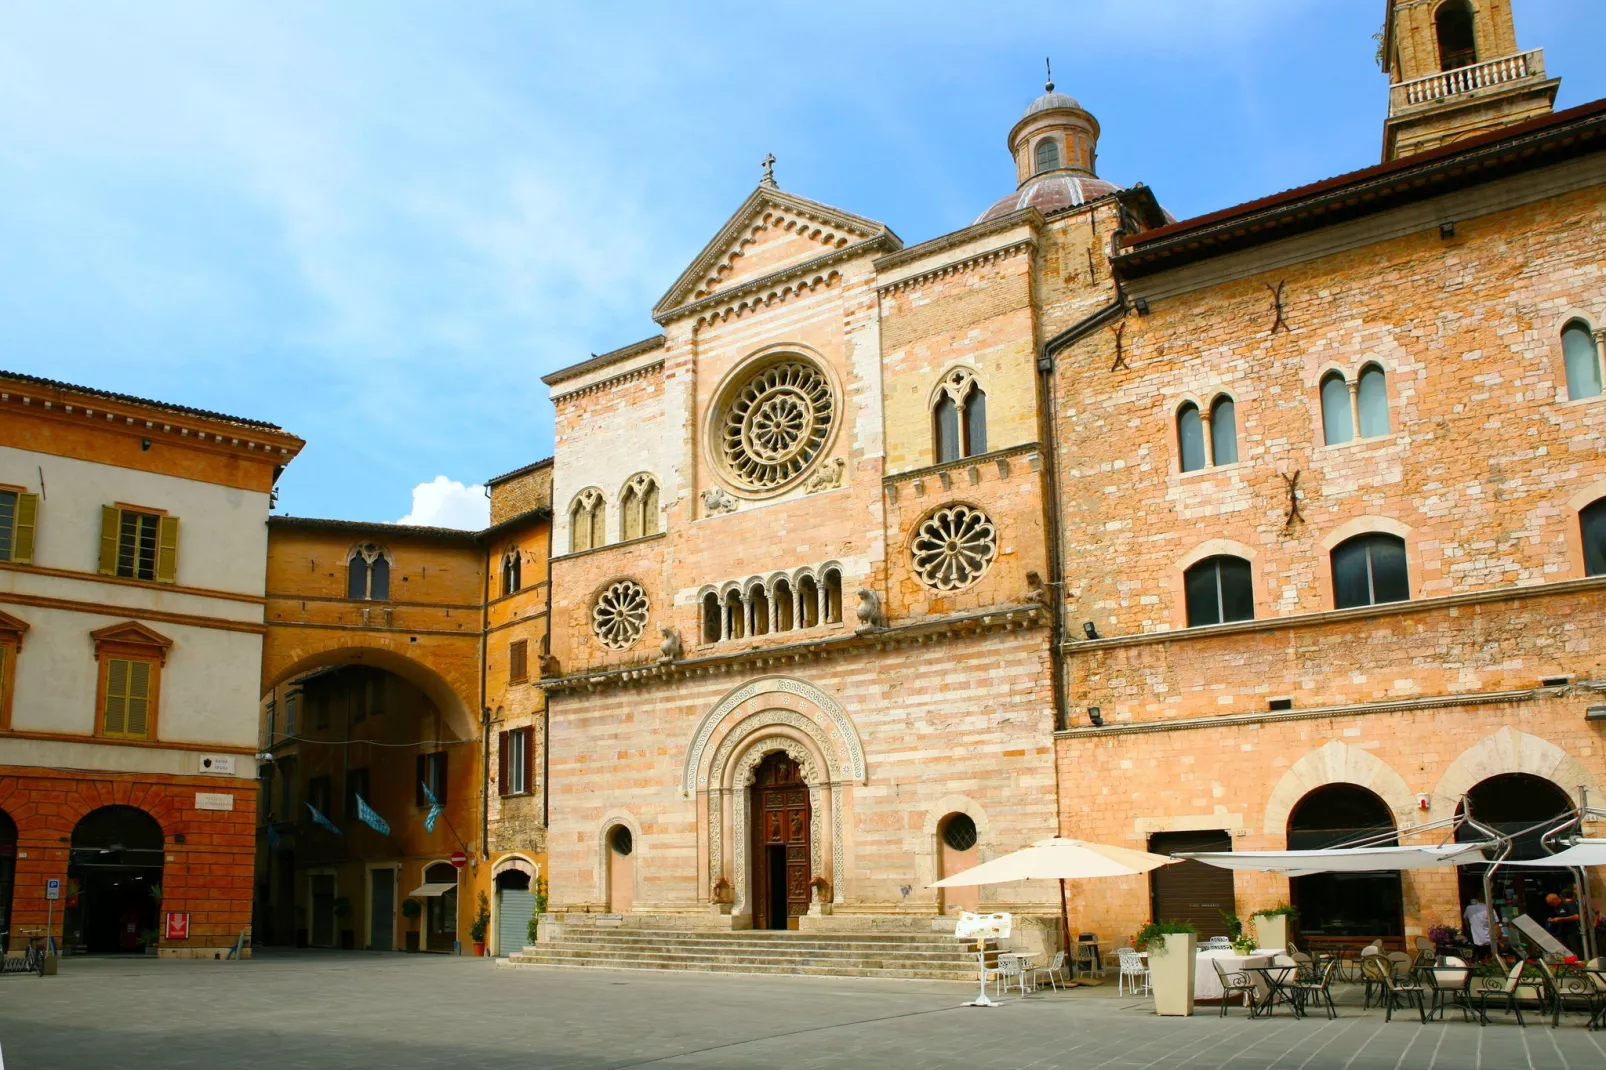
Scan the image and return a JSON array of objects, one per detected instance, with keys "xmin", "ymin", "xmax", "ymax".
[
  {"xmin": 712, "ymin": 359, "xmax": 835, "ymax": 493},
  {"xmin": 592, "ymin": 580, "xmax": 650, "ymax": 649},
  {"xmin": 911, "ymin": 505, "xmax": 998, "ymax": 591}
]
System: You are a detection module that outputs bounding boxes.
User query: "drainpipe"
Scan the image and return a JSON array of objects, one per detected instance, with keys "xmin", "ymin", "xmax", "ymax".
[
  {"xmin": 480, "ymin": 532, "xmax": 491, "ymax": 862},
  {"xmin": 542, "ymin": 518, "xmax": 553, "ymax": 830}
]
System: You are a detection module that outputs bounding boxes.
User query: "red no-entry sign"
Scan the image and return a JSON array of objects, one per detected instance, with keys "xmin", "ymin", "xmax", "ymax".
[{"xmin": 449, "ymin": 850, "xmax": 468, "ymax": 869}]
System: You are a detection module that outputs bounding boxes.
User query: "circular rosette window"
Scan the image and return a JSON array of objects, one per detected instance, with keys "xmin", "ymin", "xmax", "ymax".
[
  {"xmin": 591, "ymin": 579, "xmax": 650, "ymax": 649},
  {"xmin": 911, "ymin": 504, "xmax": 998, "ymax": 591},
  {"xmin": 712, "ymin": 358, "xmax": 835, "ymax": 494}
]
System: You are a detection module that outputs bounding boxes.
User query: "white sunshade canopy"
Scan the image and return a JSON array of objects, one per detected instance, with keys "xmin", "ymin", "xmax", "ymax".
[
  {"xmin": 1504, "ymin": 840, "xmax": 1606, "ymax": 868},
  {"xmin": 408, "ymin": 881, "xmax": 459, "ymax": 898},
  {"xmin": 1177, "ymin": 842, "xmax": 1499, "ymax": 876},
  {"xmin": 933, "ymin": 837, "xmax": 1176, "ymax": 887}
]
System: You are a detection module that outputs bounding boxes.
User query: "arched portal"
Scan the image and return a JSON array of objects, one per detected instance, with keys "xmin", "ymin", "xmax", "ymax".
[
  {"xmin": 0, "ymin": 809, "xmax": 15, "ymax": 952},
  {"xmin": 1457, "ymin": 773, "xmax": 1581, "ymax": 953},
  {"xmin": 750, "ymin": 752, "xmax": 810, "ymax": 930},
  {"xmin": 66, "ymin": 805, "xmax": 164, "ymax": 954},
  {"xmin": 1287, "ymin": 784, "xmax": 1403, "ymax": 948}
]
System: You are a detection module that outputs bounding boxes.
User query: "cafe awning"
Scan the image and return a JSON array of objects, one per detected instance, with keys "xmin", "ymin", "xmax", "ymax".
[
  {"xmin": 408, "ymin": 881, "xmax": 458, "ymax": 897},
  {"xmin": 1503, "ymin": 839, "xmax": 1606, "ymax": 868},
  {"xmin": 1177, "ymin": 842, "xmax": 1498, "ymax": 876}
]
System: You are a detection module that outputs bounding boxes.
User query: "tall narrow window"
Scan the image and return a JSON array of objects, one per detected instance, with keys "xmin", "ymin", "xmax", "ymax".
[
  {"xmin": 1320, "ymin": 373, "xmax": 1354, "ymax": 445},
  {"xmin": 347, "ymin": 555, "xmax": 368, "ymax": 599},
  {"xmin": 509, "ymin": 639, "xmax": 528, "ymax": 684},
  {"xmin": 1356, "ymin": 364, "xmax": 1390, "ymax": 437},
  {"xmin": 1435, "ymin": 0, "xmax": 1477, "ymax": 71},
  {"xmin": 798, "ymin": 574, "xmax": 820, "ymax": 628},
  {"xmin": 347, "ymin": 544, "xmax": 389, "ymax": 600},
  {"xmin": 1582, "ymin": 499, "xmax": 1606, "ymax": 577},
  {"xmin": 0, "ymin": 490, "xmax": 37, "ymax": 564},
  {"xmin": 1209, "ymin": 396, "xmax": 1238, "ymax": 466},
  {"xmin": 934, "ymin": 369, "xmax": 986, "ymax": 462},
  {"xmin": 501, "ymin": 548, "xmax": 521, "ymax": 596},
  {"xmin": 823, "ymin": 568, "xmax": 843, "ymax": 624},
  {"xmin": 963, "ymin": 385, "xmax": 987, "ymax": 456},
  {"xmin": 368, "ymin": 555, "xmax": 390, "ymax": 600},
  {"xmin": 569, "ymin": 490, "xmax": 605, "ymax": 553},
  {"xmin": 724, "ymin": 590, "xmax": 745, "ymax": 640},
  {"xmin": 750, "ymin": 586, "xmax": 770, "ymax": 636},
  {"xmin": 773, "ymin": 578, "xmax": 794, "ymax": 631},
  {"xmin": 416, "ymin": 752, "xmax": 447, "ymax": 806},
  {"xmin": 1034, "ymin": 137, "xmax": 1060, "ymax": 174},
  {"xmin": 934, "ymin": 395, "xmax": 960, "ymax": 463},
  {"xmin": 701, "ymin": 591, "xmax": 721, "ymax": 643},
  {"xmin": 1562, "ymin": 320, "xmax": 1603, "ymax": 400},
  {"xmin": 498, "ymin": 727, "xmax": 532, "ymax": 797},
  {"xmin": 101, "ymin": 658, "xmax": 154, "ymax": 739},
  {"xmin": 1183, "ymin": 556, "xmax": 1255, "ymax": 627},
  {"xmin": 1177, "ymin": 402, "xmax": 1206, "ymax": 472},
  {"xmin": 620, "ymin": 476, "xmax": 658, "ymax": 540},
  {"xmin": 1331, "ymin": 533, "xmax": 1410, "ymax": 609}
]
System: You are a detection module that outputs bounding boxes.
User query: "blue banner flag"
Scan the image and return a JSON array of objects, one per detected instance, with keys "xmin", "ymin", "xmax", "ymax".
[
  {"xmin": 421, "ymin": 781, "xmax": 443, "ymax": 834},
  {"xmin": 355, "ymin": 793, "xmax": 391, "ymax": 836},
  {"xmin": 305, "ymin": 802, "xmax": 342, "ymax": 835}
]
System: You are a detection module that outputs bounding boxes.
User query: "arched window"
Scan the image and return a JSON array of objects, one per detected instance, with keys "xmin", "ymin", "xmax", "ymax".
[
  {"xmin": 798, "ymin": 574, "xmax": 820, "ymax": 628},
  {"xmin": 724, "ymin": 589, "xmax": 745, "ymax": 641},
  {"xmin": 347, "ymin": 543, "xmax": 390, "ymax": 601},
  {"xmin": 569, "ymin": 490, "xmax": 604, "ymax": 553},
  {"xmin": 749, "ymin": 585, "xmax": 770, "ymax": 636},
  {"xmin": 1581, "ymin": 498, "xmax": 1606, "ymax": 577},
  {"xmin": 933, "ymin": 369, "xmax": 987, "ymax": 462},
  {"xmin": 822, "ymin": 568, "xmax": 843, "ymax": 624},
  {"xmin": 1562, "ymin": 320, "xmax": 1603, "ymax": 400},
  {"xmin": 773, "ymin": 578, "xmax": 794, "ymax": 631},
  {"xmin": 501, "ymin": 548, "xmax": 521, "ymax": 597},
  {"xmin": 964, "ymin": 385, "xmax": 987, "ymax": 457},
  {"xmin": 701, "ymin": 591, "xmax": 721, "ymax": 643},
  {"xmin": 934, "ymin": 394, "xmax": 960, "ymax": 463},
  {"xmin": 620, "ymin": 475, "xmax": 660, "ymax": 541},
  {"xmin": 1034, "ymin": 137, "xmax": 1060, "ymax": 174},
  {"xmin": 1177, "ymin": 402, "xmax": 1206, "ymax": 472},
  {"xmin": 1183, "ymin": 555, "xmax": 1254, "ymax": 627},
  {"xmin": 1435, "ymin": 0, "xmax": 1477, "ymax": 71},
  {"xmin": 1331, "ymin": 533, "xmax": 1409, "ymax": 609},
  {"xmin": 1288, "ymin": 785, "xmax": 1402, "ymax": 942},
  {"xmin": 1320, "ymin": 372, "xmax": 1354, "ymax": 445},
  {"xmin": 1209, "ymin": 396, "xmax": 1238, "ymax": 466},
  {"xmin": 1356, "ymin": 364, "xmax": 1390, "ymax": 437}
]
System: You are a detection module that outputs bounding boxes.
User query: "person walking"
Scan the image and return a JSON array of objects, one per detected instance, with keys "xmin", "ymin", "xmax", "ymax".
[{"xmin": 1464, "ymin": 896, "xmax": 1491, "ymax": 960}]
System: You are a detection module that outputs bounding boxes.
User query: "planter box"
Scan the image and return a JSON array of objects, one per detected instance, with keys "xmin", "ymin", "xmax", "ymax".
[
  {"xmin": 1255, "ymin": 914, "xmax": 1289, "ymax": 951},
  {"xmin": 1147, "ymin": 932, "xmax": 1197, "ymax": 1016}
]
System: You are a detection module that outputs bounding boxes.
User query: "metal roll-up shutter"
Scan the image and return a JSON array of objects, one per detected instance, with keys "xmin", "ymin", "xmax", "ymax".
[
  {"xmin": 497, "ymin": 888, "xmax": 537, "ymax": 958},
  {"xmin": 1148, "ymin": 830, "xmax": 1235, "ymax": 937}
]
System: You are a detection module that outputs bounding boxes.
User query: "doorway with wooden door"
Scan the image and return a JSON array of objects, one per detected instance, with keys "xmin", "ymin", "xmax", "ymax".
[{"xmin": 751, "ymin": 751, "xmax": 810, "ymax": 930}]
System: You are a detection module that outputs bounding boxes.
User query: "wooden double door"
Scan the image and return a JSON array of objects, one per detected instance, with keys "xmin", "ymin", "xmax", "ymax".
[{"xmin": 751, "ymin": 752, "xmax": 810, "ymax": 930}]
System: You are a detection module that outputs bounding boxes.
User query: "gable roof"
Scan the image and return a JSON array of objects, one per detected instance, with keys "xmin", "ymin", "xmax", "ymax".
[{"xmin": 651, "ymin": 185, "xmax": 901, "ymax": 323}]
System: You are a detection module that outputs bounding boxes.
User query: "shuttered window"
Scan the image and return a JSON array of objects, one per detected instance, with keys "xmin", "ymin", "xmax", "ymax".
[
  {"xmin": 509, "ymin": 640, "xmax": 528, "ymax": 684},
  {"xmin": 102, "ymin": 657, "xmax": 154, "ymax": 738},
  {"xmin": 499, "ymin": 727, "xmax": 533, "ymax": 797},
  {"xmin": 0, "ymin": 491, "xmax": 38, "ymax": 563},
  {"xmin": 99, "ymin": 506, "xmax": 177, "ymax": 583},
  {"xmin": 415, "ymin": 751, "xmax": 447, "ymax": 807}
]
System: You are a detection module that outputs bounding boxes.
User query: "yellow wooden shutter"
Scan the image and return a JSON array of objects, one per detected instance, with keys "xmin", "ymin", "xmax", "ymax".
[
  {"xmin": 126, "ymin": 660, "xmax": 151, "ymax": 738},
  {"xmin": 12, "ymin": 493, "xmax": 37, "ymax": 564},
  {"xmin": 104, "ymin": 658, "xmax": 129, "ymax": 735},
  {"xmin": 156, "ymin": 515, "xmax": 179, "ymax": 584},
  {"xmin": 99, "ymin": 505, "xmax": 121, "ymax": 575}
]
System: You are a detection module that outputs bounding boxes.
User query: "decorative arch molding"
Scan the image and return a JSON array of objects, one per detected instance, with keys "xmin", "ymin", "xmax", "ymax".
[
  {"xmin": 595, "ymin": 810, "xmax": 645, "ymax": 909},
  {"xmin": 681, "ymin": 675, "xmax": 866, "ymax": 796},
  {"xmin": 1566, "ymin": 478, "xmax": 1606, "ymax": 514},
  {"xmin": 1262, "ymin": 740, "xmax": 1417, "ymax": 835},
  {"xmin": 916, "ymin": 795, "xmax": 994, "ymax": 901},
  {"xmin": 492, "ymin": 853, "xmax": 539, "ymax": 880},
  {"xmin": 1318, "ymin": 515, "xmax": 1414, "ymax": 552},
  {"xmin": 712, "ymin": 715, "xmax": 831, "ymax": 792},
  {"xmin": 1433, "ymin": 726, "xmax": 1600, "ymax": 812},
  {"xmin": 1175, "ymin": 538, "xmax": 1259, "ymax": 572},
  {"xmin": 726, "ymin": 735, "xmax": 830, "ymax": 917}
]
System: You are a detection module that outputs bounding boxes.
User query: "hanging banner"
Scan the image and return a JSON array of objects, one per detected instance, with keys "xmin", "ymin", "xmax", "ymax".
[
  {"xmin": 421, "ymin": 781, "xmax": 443, "ymax": 834},
  {"xmin": 305, "ymin": 802, "xmax": 342, "ymax": 835},
  {"xmin": 355, "ymin": 793, "xmax": 391, "ymax": 836}
]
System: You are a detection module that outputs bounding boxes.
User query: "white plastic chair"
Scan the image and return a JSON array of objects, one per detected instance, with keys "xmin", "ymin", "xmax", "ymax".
[
  {"xmin": 1117, "ymin": 947, "xmax": 1151, "ymax": 996},
  {"xmin": 990, "ymin": 953, "xmax": 1030, "ymax": 996},
  {"xmin": 1204, "ymin": 936, "xmax": 1233, "ymax": 951}
]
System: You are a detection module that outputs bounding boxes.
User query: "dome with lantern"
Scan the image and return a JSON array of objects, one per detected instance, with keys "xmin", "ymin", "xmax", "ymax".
[{"xmin": 975, "ymin": 76, "xmax": 1127, "ymax": 224}]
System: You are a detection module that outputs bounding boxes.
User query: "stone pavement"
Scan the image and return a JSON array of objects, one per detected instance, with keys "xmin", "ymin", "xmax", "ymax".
[{"xmin": 1, "ymin": 951, "xmax": 1603, "ymax": 1069}]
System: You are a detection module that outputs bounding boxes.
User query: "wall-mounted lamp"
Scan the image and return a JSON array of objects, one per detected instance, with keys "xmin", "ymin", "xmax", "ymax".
[
  {"xmin": 140, "ymin": 438, "xmax": 152, "ymax": 451},
  {"xmin": 1586, "ymin": 705, "xmax": 1606, "ymax": 722},
  {"xmin": 1439, "ymin": 221, "xmax": 1456, "ymax": 239},
  {"xmin": 1082, "ymin": 621, "xmax": 1100, "ymax": 640},
  {"xmin": 1132, "ymin": 297, "xmax": 1150, "ymax": 316},
  {"xmin": 1088, "ymin": 706, "xmax": 1104, "ymax": 727}
]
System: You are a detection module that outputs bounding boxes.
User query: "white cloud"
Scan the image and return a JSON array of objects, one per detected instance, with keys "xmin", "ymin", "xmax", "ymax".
[{"xmin": 397, "ymin": 476, "xmax": 488, "ymax": 530}]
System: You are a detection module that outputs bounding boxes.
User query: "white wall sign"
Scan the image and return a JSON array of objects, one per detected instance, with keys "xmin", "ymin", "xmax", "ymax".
[
  {"xmin": 198, "ymin": 754, "xmax": 237, "ymax": 775},
  {"xmin": 195, "ymin": 792, "xmax": 235, "ymax": 811}
]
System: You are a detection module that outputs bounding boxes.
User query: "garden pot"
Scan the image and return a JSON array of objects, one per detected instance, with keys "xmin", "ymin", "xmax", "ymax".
[
  {"xmin": 1255, "ymin": 914, "xmax": 1289, "ymax": 951},
  {"xmin": 1147, "ymin": 932, "xmax": 1197, "ymax": 1016},
  {"xmin": 472, "ymin": 941, "xmax": 486, "ymax": 957},
  {"xmin": 404, "ymin": 931, "xmax": 419, "ymax": 952}
]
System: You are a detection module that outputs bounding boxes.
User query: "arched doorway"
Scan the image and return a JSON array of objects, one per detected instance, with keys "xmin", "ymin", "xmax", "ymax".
[
  {"xmin": 494, "ymin": 863, "xmax": 535, "ymax": 958},
  {"xmin": 605, "ymin": 826, "xmax": 634, "ymax": 914},
  {"xmin": 0, "ymin": 809, "xmax": 16, "ymax": 952},
  {"xmin": 66, "ymin": 806, "xmax": 164, "ymax": 954},
  {"xmin": 1458, "ymin": 773, "xmax": 1581, "ymax": 953},
  {"xmin": 751, "ymin": 751, "xmax": 810, "ymax": 930},
  {"xmin": 421, "ymin": 862, "xmax": 458, "ymax": 952},
  {"xmin": 1287, "ymin": 785, "xmax": 1403, "ymax": 949},
  {"xmin": 938, "ymin": 813, "xmax": 980, "ymax": 915}
]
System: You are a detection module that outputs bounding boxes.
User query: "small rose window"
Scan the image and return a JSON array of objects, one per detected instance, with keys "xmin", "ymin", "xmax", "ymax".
[
  {"xmin": 592, "ymin": 580, "xmax": 650, "ymax": 649},
  {"xmin": 911, "ymin": 504, "xmax": 998, "ymax": 591}
]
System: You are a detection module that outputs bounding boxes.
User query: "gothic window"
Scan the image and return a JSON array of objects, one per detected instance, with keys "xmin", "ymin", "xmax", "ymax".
[
  {"xmin": 1320, "ymin": 372, "xmax": 1354, "ymax": 445},
  {"xmin": 749, "ymin": 584, "xmax": 771, "ymax": 636},
  {"xmin": 822, "ymin": 568, "xmax": 843, "ymax": 624},
  {"xmin": 1210, "ymin": 396, "xmax": 1239, "ymax": 466},
  {"xmin": 1331, "ymin": 533, "xmax": 1410, "ymax": 610},
  {"xmin": 1034, "ymin": 137, "xmax": 1060, "ymax": 174},
  {"xmin": 1177, "ymin": 402, "xmax": 1205, "ymax": 472},
  {"xmin": 1356, "ymin": 364, "xmax": 1390, "ymax": 437},
  {"xmin": 620, "ymin": 474, "xmax": 660, "ymax": 540},
  {"xmin": 1562, "ymin": 320, "xmax": 1603, "ymax": 400},
  {"xmin": 933, "ymin": 369, "xmax": 987, "ymax": 463},
  {"xmin": 1435, "ymin": 0, "xmax": 1477, "ymax": 71},
  {"xmin": 1581, "ymin": 499, "xmax": 1606, "ymax": 577},
  {"xmin": 773, "ymin": 578, "xmax": 795, "ymax": 631},
  {"xmin": 347, "ymin": 544, "xmax": 391, "ymax": 601},
  {"xmin": 701, "ymin": 591, "xmax": 721, "ymax": 643},
  {"xmin": 569, "ymin": 489, "xmax": 605, "ymax": 553},
  {"xmin": 798, "ymin": 574, "xmax": 820, "ymax": 628},
  {"xmin": 713, "ymin": 357, "xmax": 835, "ymax": 493},
  {"xmin": 724, "ymin": 589, "xmax": 746, "ymax": 640},
  {"xmin": 1183, "ymin": 556, "xmax": 1255, "ymax": 627},
  {"xmin": 911, "ymin": 504, "xmax": 999, "ymax": 591},
  {"xmin": 501, "ymin": 547, "xmax": 521, "ymax": 596},
  {"xmin": 591, "ymin": 579, "xmax": 649, "ymax": 649}
]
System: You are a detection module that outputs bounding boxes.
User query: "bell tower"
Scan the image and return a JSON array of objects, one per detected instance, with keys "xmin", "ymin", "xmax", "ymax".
[{"xmin": 1379, "ymin": 0, "xmax": 1559, "ymax": 162}]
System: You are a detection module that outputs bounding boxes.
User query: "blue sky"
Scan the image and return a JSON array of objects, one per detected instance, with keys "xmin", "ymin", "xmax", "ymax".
[{"xmin": 4, "ymin": 1, "xmax": 1604, "ymax": 528}]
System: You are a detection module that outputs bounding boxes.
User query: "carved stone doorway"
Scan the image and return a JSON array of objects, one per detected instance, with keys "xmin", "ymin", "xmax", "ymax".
[{"xmin": 751, "ymin": 752, "xmax": 810, "ymax": 930}]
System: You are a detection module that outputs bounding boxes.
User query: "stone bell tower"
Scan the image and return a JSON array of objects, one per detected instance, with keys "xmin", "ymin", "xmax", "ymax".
[{"xmin": 1379, "ymin": 0, "xmax": 1559, "ymax": 162}]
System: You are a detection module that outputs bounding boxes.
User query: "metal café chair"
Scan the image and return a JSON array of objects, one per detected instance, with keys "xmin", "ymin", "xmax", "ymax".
[
  {"xmin": 1537, "ymin": 960, "xmax": 1604, "ymax": 1028},
  {"xmin": 1072, "ymin": 933, "xmax": 1103, "ymax": 979},
  {"xmin": 1031, "ymin": 950, "xmax": 1069, "ymax": 992},
  {"xmin": 990, "ymin": 953, "xmax": 1030, "ymax": 996},
  {"xmin": 1424, "ymin": 959, "xmax": 1474, "ymax": 1022},
  {"xmin": 1363, "ymin": 954, "xmax": 1428, "ymax": 1023},
  {"xmin": 1212, "ymin": 958, "xmax": 1259, "ymax": 1017},
  {"xmin": 1291, "ymin": 958, "xmax": 1340, "ymax": 1019},
  {"xmin": 1477, "ymin": 958, "xmax": 1531, "ymax": 1027},
  {"xmin": 1116, "ymin": 946, "xmax": 1150, "ymax": 997}
]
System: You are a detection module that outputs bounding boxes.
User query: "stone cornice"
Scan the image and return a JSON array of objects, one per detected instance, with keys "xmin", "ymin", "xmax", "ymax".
[
  {"xmin": 883, "ymin": 442, "xmax": 1041, "ymax": 489},
  {"xmin": 1, "ymin": 384, "xmax": 303, "ymax": 462},
  {"xmin": 873, "ymin": 208, "xmax": 1041, "ymax": 275},
  {"xmin": 671, "ymin": 238, "xmax": 895, "ymax": 329},
  {"xmin": 549, "ymin": 530, "xmax": 667, "ymax": 565},
  {"xmin": 1061, "ymin": 575, "xmax": 1606, "ymax": 655},
  {"xmin": 541, "ymin": 602, "xmax": 1047, "ymax": 695},
  {"xmin": 549, "ymin": 360, "xmax": 665, "ymax": 406},
  {"xmin": 875, "ymin": 236, "xmax": 1035, "ymax": 297},
  {"xmin": 542, "ymin": 336, "xmax": 666, "ymax": 389}
]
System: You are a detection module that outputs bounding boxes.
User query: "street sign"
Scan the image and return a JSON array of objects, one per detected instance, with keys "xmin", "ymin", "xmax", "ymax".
[
  {"xmin": 45, "ymin": 878, "xmax": 60, "ymax": 900},
  {"xmin": 165, "ymin": 912, "xmax": 191, "ymax": 941},
  {"xmin": 449, "ymin": 850, "xmax": 468, "ymax": 870}
]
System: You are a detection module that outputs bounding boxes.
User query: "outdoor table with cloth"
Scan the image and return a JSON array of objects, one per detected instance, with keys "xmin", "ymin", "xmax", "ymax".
[{"xmin": 1195, "ymin": 950, "xmax": 1272, "ymax": 1002}]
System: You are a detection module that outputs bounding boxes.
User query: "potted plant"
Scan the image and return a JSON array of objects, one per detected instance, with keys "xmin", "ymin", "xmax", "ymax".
[
  {"xmin": 1219, "ymin": 910, "xmax": 1256, "ymax": 955},
  {"xmin": 139, "ymin": 928, "xmax": 161, "ymax": 955},
  {"xmin": 401, "ymin": 898, "xmax": 422, "ymax": 952},
  {"xmin": 1138, "ymin": 919, "xmax": 1199, "ymax": 1016},
  {"xmin": 333, "ymin": 896, "xmax": 355, "ymax": 950},
  {"xmin": 1251, "ymin": 905, "xmax": 1297, "ymax": 951},
  {"xmin": 1427, "ymin": 923, "xmax": 1458, "ymax": 951},
  {"xmin": 470, "ymin": 890, "xmax": 490, "ymax": 956},
  {"xmin": 526, "ymin": 877, "xmax": 548, "ymax": 945}
]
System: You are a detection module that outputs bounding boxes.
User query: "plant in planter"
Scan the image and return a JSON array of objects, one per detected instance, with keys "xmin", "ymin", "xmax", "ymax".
[
  {"xmin": 469, "ymin": 890, "xmax": 490, "ymax": 956},
  {"xmin": 1427, "ymin": 923, "xmax": 1459, "ymax": 949},
  {"xmin": 1250, "ymin": 904, "xmax": 1297, "ymax": 951},
  {"xmin": 527, "ymin": 877, "xmax": 549, "ymax": 945},
  {"xmin": 139, "ymin": 928, "xmax": 160, "ymax": 955},
  {"xmin": 1137, "ymin": 920, "xmax": 1200, "ymax": 1016},
  {"xmin": 332, "ymin": 896, "xmax": 355, "ymax": 950},
  {"xmin": 1219, "ymin": 910, "xmax": 1256, "ymax": 955},
  {"xmin": 401, "ymin": 897, "xmax": 423, "ymax": 952}
]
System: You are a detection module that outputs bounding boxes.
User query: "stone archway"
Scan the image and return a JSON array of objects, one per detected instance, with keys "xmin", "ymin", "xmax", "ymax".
[
  {"xmin": 1434, "ymin": 726, "xmax": 1600, "ymax": 811},
  {"xmin": 1263, "ymin": 740, "xmax": 1417, "ymax": 834},
  {"xmin": 262, "ymin": 639, "xmax": 479, "ymax": 742},
  {"xmin": 727, "ymin": 736, "xmax": 827, "ymax": 920}
]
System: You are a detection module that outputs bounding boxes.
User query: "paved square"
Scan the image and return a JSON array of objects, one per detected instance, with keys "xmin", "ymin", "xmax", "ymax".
[{"xmin": 2, "ymin": 953, "xmax": 1604, "ymax": 1069}]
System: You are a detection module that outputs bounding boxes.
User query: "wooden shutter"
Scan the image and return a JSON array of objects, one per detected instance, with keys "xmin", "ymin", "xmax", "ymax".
[
  {"xmin": 522, "ymin": 727, "xmax": 535, "ymax": 798},
  {"xmin": 125, "ymin": 660, "xmax": 152, "ymax": 737},
  {"xmin": 103, "ymin": 658, "xmax": 129, "ymax": 734},
  {"xmin": 12, "ymin": 493, "xmax": 37, "ymax": 564},
  {"xmin": 509, "ymin": 640, "xmax": 527, "ymax": 683},
  {"xmin": 415, "ymin": 754, "xmax": 427, "ymax": 807},
  {"xmin": 498, "ymin": 731, "xmax": 510, "ymax": 797},
  {"xmin": 99, "ymin": 506, "xmax": 121, "ymax": 575},
  {"xmin": 155, "ymin": 516, "xmax": 179, "ymax": 583}
]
